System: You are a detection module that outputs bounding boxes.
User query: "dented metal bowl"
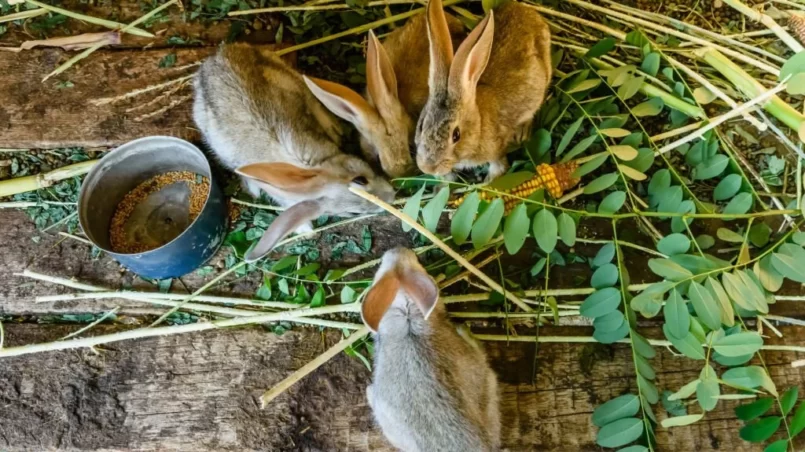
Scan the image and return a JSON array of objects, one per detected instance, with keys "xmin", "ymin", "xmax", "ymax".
[{"xmin": 78, "ymin": 136, "xmax": 227, "ymax": 279}]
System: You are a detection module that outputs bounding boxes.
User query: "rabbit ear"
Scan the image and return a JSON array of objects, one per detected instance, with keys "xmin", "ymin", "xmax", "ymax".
[
  {"xmin": 303, "ymin": 75, "xmax": 377, "ymax": 128},
  {"xmin": 361, "ymin": 272, "xmax": 401, "ymax": 333},
  {"xmin": 449, "ymin": 11, "xmax": 494, "ymax": 96},
  {"xmin": 366, "ymin": 30, "xmax": 399, "ymax": 112},
  {"xmin": 236, "ymin": 162, "xmax": 329, "ymax": 194},
  {"xmin": 244, "ymin": 200, "xmax": 323, "ymax": 262},
  {"xmin": 426, "ymin": 0, "xmax": 454, "ymax": 90},
  {"xmin": 399, "ymin": 266, "xmax": 439, "ymax": 320}
]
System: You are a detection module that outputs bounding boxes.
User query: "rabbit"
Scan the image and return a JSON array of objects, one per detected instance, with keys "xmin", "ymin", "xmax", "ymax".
[
  {"xmin": 361, "ymin": 247, "xmax": 501, "ymax": 452},
  {"xmin": 302, "ymin": 13, "xmax": 465, "ymax": 179},
  {"xmin": 415, "ymin": 0, "xmax": 552, "ymax": 182},
  {"xmin": 193, "ymin": 44, "xmax": 395, "ymax": 262}
]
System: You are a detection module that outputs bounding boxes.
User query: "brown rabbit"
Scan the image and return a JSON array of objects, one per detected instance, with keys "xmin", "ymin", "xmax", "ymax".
[
  {"xmin": 304, "ymin": 14, "xmax": 465, "ymax": 178},
  {"xmin": 415, "ymin": 0, "xmax": 552, "ymax": 181},
  {"xmin": 362, "ymin": 247, "xmax": 501, "ymax": 451}
]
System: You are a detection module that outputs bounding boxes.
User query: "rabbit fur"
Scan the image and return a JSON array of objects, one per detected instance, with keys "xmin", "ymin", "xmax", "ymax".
[
  {"xmin": 362, "ymin": 247, "xmax": 501, "ymax": 452},
  {"xmin": 415, "ymin": 0, "xmax": 552, "ymax": 182},
  {"xmin": 303, "ymin": 14, "xmax": 465, "ymax": 179},
  {"xmin": 193, "ymin": 44, "xmax": 394, "ymax": 261}
]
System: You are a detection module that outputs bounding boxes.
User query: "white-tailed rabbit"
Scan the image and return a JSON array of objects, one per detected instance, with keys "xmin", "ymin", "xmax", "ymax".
[
  {"xmin": 415, "ymin": 0, "xmax": 552, "ymax": 181},
  {"xmin": 303, "ymin": 14, "xmax": 465, "ymax": 179},
  {"xmin": 193, "ymin": 44, "xmax": 395, "ymax": 262},
  {"xmin": 361, "ymin": 247, "xmax": 501, "ymax": 451}
]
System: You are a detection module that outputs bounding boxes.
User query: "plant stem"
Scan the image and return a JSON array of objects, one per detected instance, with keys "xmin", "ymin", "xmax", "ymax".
[
  {"xmin": 59, "ymin": 307, "xmax": 121, "ymax": 341},
  {"xmin": 0, "ymin": 160, "xmax": 97, "ymax": 197},
  {"xmin": 349, "ymin": 187, "xmax": 533, "ymax": 312},
  {"xmin": 23, "ymin": 0, "xmax": 153, "ymax": 37},
  {"xmin": 230, "ymin": 0, "xmax": 416, "ymax": 15},
  {"xmin": 0, "ymin": 304, "xmax": 362, "ymax": 359},
  {"xmin": 0, "ymin": 7, "xmax": 47, "ymax": 23},
  {"xmin": 259, "ymin": 327, "xmax": 370, "ymax": 408},
  {"xmin": 722, "ymin": 0, "xmax": 804, "ymax": 52}
]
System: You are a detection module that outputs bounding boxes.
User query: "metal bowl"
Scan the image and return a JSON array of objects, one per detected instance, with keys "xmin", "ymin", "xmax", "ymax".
[{"xmin": 78, "ymin": 136, "xmax": 227, "ymax": 279}]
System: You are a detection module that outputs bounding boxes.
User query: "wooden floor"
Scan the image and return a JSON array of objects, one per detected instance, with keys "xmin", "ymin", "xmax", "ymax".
[{"xmin": 1, "ymin": 2, "xmax": 805, "ymax": 451}]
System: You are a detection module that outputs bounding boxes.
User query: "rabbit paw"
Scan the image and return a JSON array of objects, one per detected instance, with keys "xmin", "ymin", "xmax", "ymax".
[{"xmin": 485, "ymin": 159, "xmax": 509, "ymax": 183}]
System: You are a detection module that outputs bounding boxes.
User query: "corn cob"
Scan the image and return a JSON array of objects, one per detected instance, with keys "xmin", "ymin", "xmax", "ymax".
[
  {"xmin": 790, "ymin": 12, "xmax": 805, "ymax": 45},
  {"xmin": 452, "ymin": 161, "xmax": 581, "ymax": 214}
]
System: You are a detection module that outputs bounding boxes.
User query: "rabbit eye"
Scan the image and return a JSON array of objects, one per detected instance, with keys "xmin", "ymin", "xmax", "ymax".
[
  {"xmin": 452, "ymin": 127, "xmax": 461, "ymax": 144},
  {"xmin": 352, "ymin": 176, "xmax": 369, "ymax": 186}
]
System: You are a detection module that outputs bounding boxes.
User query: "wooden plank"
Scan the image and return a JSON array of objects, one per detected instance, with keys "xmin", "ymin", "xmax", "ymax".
[
  {"xmin": 0, "ymin": 44, "xmax": 294, "ymax": 149},
  {"xmin": 1, "ymin": 324, "xmax": 803, "ymax": 451}
]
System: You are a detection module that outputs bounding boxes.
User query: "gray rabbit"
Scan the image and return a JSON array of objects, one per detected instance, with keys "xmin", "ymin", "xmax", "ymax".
[
  {"xmin": 193, "ymin": 44, "xmax": 395, "ymax": 262},
  {"xmin": 361, "ymin": 247, "xmax": 501, "ymax": 451}
]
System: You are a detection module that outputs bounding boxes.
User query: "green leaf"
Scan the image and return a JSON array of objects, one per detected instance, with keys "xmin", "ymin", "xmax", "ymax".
[
  {"xmin": 593, "ymin": 243, "xmax": 616, "ymax": 267},
  {"xmin": 781, "ymin": 386, "xmax": 799, "ymax": 416},
  {"xmin": 451, "ymin": 191, "xmax": 479, "ymax": 245},
  {"xmin": 693, "ymin": 86, "xmax": 718, "ymax": 104},
  {"xmin": 594, "ymin": 310, "xmax": 625, "ymax": 332},
  {"xmin": 713, "ymin": 174, "xmax": 742, "ymax": 201},
  {"xmin": 791, "ymin": 401, "xmax": 805, "ymax": 436},
  {"xmin": 610, "ymin": 145, "xmax": 638, "ymax": 161},
  {"xmin": 764, "ymin": 440, "xmax": 790, "ymax": 452},
  {"xmin": 618, "ymin": 76, "xmax": 644, "ymax": 101},
  {"xmin": 747, "ymin": 223, "xmax": 771, "ymax": 249},
  {"xmin": 688, "ymin": 281, "xmax": 721, "ymax": 330},
  {"xmin": 641, "ymin": 52, "xmax": 660, "ymax": 76},
  {"xmin": 663, "ymin": 324, "xmax": 705, "ymax": 360},
  {"xmin": 596, "ymin": 417, "xmax": 644, "ymax": 448},
  {"xmin": 594, "ymin": 319, "xmax": 630, "ymax": 344},
  {"xmin": 562, "ymin": 135, "xmax": 598, "ymax": 162},
  {"xmin": 664, "ymin": 289, "xmax": 690, "ymax": 339},
  {"xmin": 592, "ymin": 394, "xmax": 640, "ymax": 427},
  {"xmin": 530, "ymin": 257, "xmax": 547, "ymax": 276},
  {"xmin": 586, "ymin": 37, "xmax": 616, "ymax": 58},
  {"xmin": 584, "ymin": 172, "xmax": 619, "ymax": 195},
  {"xmin": 422, "ymin": 187, "xmax": 449, "ymax": 232},
  {"xmin": 636, "ymin": 354, "xmax": 655, "ymax": 380},
  {"xmin": 557, "ymin": 213, "xmax": 576, "ymax": 247},
  {"xmin": 503, "ymin": 204, "xmax": 529, "ymax": 255},
  {"xmin": 717, "ymin": 227, "xmax": 745, "ymax": 243},
  {"xmin": 631, "ymin": 97, "xmax": 664, "ymax": 117},
  {"xmin": 580, "ymin": 287, "xmax": 622, "ymax": 318},
  {"xmin": 661, "ymin": 413, "xmax": 704, "ymax": 428},
  {"xmin": 755, "ymin": 256, "xmax": 784, "ymax": 293},
  {"xmin": 617, "ymin": 446, "xmax": 649, "ymax": 452},
  {"xmin": 340, "ymin": 285, "xmax": 357, "ymax": 304},
  {"xmin": 573, "ymin": 153, "xmax": 609, "ymax": 178},
  {"xmin": 771, "ymin": 252, "xmax": 805, "ymax": 283},
  {"xmin": 600, "ymin": 128, "xmax": 632, "ymax": 138},
  {"xmin": 638, "ymin": 374, "xmax": 659, "ymax": 404},
  {"xmin": 669, "ymin": 379, "xmax": 700, "ymax": 401},
  {"xmin": 697, "ymin": 377, "xmax": 720, "ymax": 411},
  {"xmin": 739, "ymin": 417, "xmax": 782, "ymax": 443},
  {"xmin": 694, "ymin": 154, "xmax": 729, "ymax": 180},
  {"xmin": 567, "ymin": 78, "xmax": 602, "ymax": 94},
  {"xmin": 633, "ymin": 332, "xmax": 656, "ymax": 359},
  {"xmin": 532, "ymin": 209, "xmax": 558, "ymax": 253},
  {"xmin": 649, "ymin": 258, "xmax": 693, "ymax": 281},
  {"xmin": 736, "ymin": 269, "xmax": 769, "ymax": 313},
  {"xmin": 488, "ymin": 172, "xmax": 534, "ymax": 191},
  {"xmin": 722, "ymin": 366, "xmax": 767, "ymax": 389},
  {"xmin": 525, "ymin": 129, "xmax": 552, "ymax": 159},
  {"xmin": 591, "ymin": 263, "xmax": 619, "ymax": 288},
  {"xmin": 714, "ymin": 332, "xmax": 763, "ymax": 357},
  {"xmin": 723, "ymin": 192, "xmax": 753, "ymax": 216},
  {"xmin": 272, "ymin": 255, "xmax": 298, "ymax": 272},
  {"xmin": 656, "ymin": 186, "xmax": 683, "ymax": 214},
  {"xmin": 471, "ymin": 198, "xmax": 504, "ymax": 249},
  {"xmin": 556, "ymin": 117, "xmax": 584, "ymax": 156},
  {"xmin": 779, "ymin": 50, "xmax": 805, "ymax": 81},
  {"xmin": 657, "ymin": 233, "xmax": 690, "ymax": 256},
  {"xmin": 402, "ymin": 185, "xmax": 426, "ymax": 232},
  {"xmin": 696, "ymin": 234, "xmax": 715, "ymax": 250},
  {"xmin": 735, "ymin": 398, "xmax": 775, "ymax": 421},
  {"xmin": 599, "ymin": 191, "xmax": 626, "ymax": 214},
  {"xmin": 721, "ymin": 272, "xmax": 759, "ymax": 312}
]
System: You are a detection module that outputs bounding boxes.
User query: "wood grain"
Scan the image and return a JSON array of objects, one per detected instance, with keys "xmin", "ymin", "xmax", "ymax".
[{"xmin": 1, "ymin": 323, "xmax": 803, "ymax": 451}]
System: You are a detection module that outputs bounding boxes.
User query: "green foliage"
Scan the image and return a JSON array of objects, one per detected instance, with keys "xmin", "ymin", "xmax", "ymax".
[
  {"xmin": 593, "ymin": 394, "xmax": 640, "ymax": 427},
  {"xmin": 472, "ymin": 199, "xmax": 504, "ymax": 249},
  {"xmin": 402, "ymin": 185, "xmax": 426, "ymax": 232},
  {"xmin": 422, "ymin": 187, "xmax": 449, "ymax": 233},
  {"xmin": 452, "ymin": 192, "xmax": 480, "ymax": 245},
  {"xmin": 532, "ymin": 209, "xmax": 558, "ymax": 253},
  {"xmin": 503, "ymin": 204, "xmax": 529, "ymax": 254}
]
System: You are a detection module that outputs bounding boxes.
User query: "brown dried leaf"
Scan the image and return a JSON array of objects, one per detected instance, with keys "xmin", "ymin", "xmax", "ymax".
[{"xmin": 19, "ymin": 32, "xmax": 121, "ymax": 51}]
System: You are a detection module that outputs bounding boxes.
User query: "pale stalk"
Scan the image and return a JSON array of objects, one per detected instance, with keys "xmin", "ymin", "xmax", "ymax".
[
  {"xmin": 656, "ymin": 83, "xmax": 789, "ymax": 156},
  {"xmin": 23, "ymin": 0, "xmax": 153, "ymax": 37},
  {"xmin": 349, "ymin": 187, "xmax": 533, "ymax": 312},
  {"xmin": 793, "ymin": 359, "xmax": 805, "ymax": 368},
  {"xmin": 259, "ymin": 327, "xmax": 369, "ymax": 407},
  {"xmin": 230, "ymin": 0, "xmax": 416, "ymax": 15},
  {"xmin": 441, "ymin": 283, "xmax": 653, "ymax": 303},
  {"xmin": 0, "ymin": 7, "xmax": 46, "ymax": 23},
  {"xmin": 0, "ymin": 160, "xmax": 97, "ymax": 197},
  {"xmin": 650, "ymin": 122, "xmax": 705, "ymax": 142},
  {"xmin": 0, "ymin": 201, "xmax": 75, "ymax": 208},
  {"xmin": 722, "ymin": 0, "xmax": 804, "ymax": 52},
  {"xmin": 0, "ymin": 304, "xmax": 362, "ymax": 359}
]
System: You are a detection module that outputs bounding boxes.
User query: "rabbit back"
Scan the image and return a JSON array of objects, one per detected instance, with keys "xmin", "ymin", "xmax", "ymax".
[
  {"xmin": 193, "ymin": 44, "xmax": 343, "ymax": 172},
  {"xmin": 370, "ymin": 306, "xmax": 500, "ymax": 451}
]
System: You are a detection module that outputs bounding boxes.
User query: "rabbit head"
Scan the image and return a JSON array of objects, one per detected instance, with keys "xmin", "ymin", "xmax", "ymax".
[
  {"xmin": 303, "ymin": 32, "xmax": 417, "ymax": 179},
  {"xmin": 415, "ymin": 0, "xmax": 495, "ymax": 176},
  {"xmin": 361, "ymin": 246, "xmax": 440, "ymax": 333},
  {"xmin": 236, "ymin": 159, "xmax": 394, "ymax": 262}
]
